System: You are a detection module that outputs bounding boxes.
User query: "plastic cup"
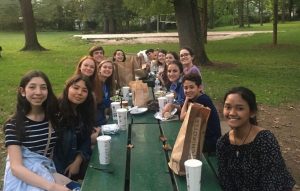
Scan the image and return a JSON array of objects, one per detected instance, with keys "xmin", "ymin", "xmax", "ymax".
[
  {"xmin": 122, "ymin": 86, "xmax": 130, "ymax": 101},
  {"xmin": 116, "ymin": 108, "xmax": 128, "ymax": 130},
  {"xmin": 166, "ymin": 93, "xmax": 174, "ymax": 104},
  {"xmin": 111, "ymin": 102, "xmax": 121, "ymax": 121},
  {"xmin": 184, "ymin": 159, "xmax": 202, "ymax": 191},
  {"xmin": 157, "ymin": 96, "xmax": 167, "ymax": 113},
  {"xmin": 97, "ymin": 135, "xmax": 111, "ymax": 165}
]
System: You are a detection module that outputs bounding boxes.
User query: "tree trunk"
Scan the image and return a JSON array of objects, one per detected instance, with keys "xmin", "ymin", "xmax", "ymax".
[
  {"xmin": 259, "ymin": 0, "xmax": 264, "ymax": 26},
  {"xmin": 209, "ymin": 0, "xmax": 214, "ymax": 29},
  {"xmin": 173, "ymin": 0, "xmax": 210, "ymax": 65},
  {"xmin": 273, "ymin": 0, "xmax": 278, "ymax": 45},
  {"xmin": 19, "ymin": 0, "xmax": 46, "ymax": 51},
  {"xmin": 200, "ymin": 0, "xmax": 208, "ymax": 43},
  {"xmin": 246, "ymin": 0, "xmax": 250, "ymax": 27},
  {"xmin": 238, "ymin": 0, "xmax": 245, "ymax": 28},
  {"xmin": 281, "ymin": 0, "xmax": 286, "ymax": 23}
]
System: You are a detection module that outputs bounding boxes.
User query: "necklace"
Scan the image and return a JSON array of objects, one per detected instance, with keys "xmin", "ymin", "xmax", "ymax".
[{"xmin": 233, "ymin": 125, "xmax": 252, "ymax": 157}]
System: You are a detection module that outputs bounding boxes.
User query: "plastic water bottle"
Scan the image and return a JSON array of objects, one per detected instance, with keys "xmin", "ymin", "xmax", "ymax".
[{"xmin": 154, "ymin": 78, "xmax": 161, "ymax": 92}]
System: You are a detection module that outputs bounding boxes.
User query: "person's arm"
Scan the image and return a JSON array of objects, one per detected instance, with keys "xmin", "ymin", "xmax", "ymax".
[
  {"xmin": 258, "ymin": 131, "xmax": 295, "ymax": 190},
  {"xmin": 7, "ymin": 145, "xmax": 69, "ymax": 191},
  {"xmin": 180, "ymin": 97, "xmax": 190, "ymax": 121},
  {"xmin": 64, "ymin": 154, "xmax": 83, "ymax": 178}
]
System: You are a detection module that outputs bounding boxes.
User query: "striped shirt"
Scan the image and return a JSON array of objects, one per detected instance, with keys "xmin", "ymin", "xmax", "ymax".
[{"xmin": 4, "ymin": 117, "xmax": 57, "ymax": 158}]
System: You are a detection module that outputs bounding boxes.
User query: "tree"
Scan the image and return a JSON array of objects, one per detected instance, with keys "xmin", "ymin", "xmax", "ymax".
[
  {"xmin": 237, "ymin": 0, "xmax": 245, "ymax": 27},
  {"xmin": 174, "ymin": 0, "xmax": 210, "ymax": 65},
  {"xmin": 273, "ymin": 0, "xmax": 278, "ymax": 45},
  {"xmin": 19, "ymin": 0, "xmax": 46, "ymax": 51}
]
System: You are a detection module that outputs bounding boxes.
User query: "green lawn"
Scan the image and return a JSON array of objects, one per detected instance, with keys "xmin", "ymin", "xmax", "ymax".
[{"xmin": 0, "ymin": 21, "xmax": 300, "ymax": 188}]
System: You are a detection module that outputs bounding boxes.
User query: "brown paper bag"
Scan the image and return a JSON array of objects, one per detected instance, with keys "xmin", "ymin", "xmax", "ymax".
[
  {"xmin": 168, "ymin": 103, "xmax": 211, "ymax": 175},
  {"xmin": 129, "ymin": 80, "xmax": 149, "ymax": 107}
]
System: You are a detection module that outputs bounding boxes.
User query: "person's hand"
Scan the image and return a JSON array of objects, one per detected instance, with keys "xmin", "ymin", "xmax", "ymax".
[
  {"xmin": 48, "ymin": 183, "xmax": 70, "ymax": 191},
  {"xmin": 162, "ymin": 103, "xmax": 174, "ymax": 116},
  {"xmin": 64, "ymin": 158, "xmax": 81, "ymax": 178},
  {"xmin": 91, "ymin": 127, "xmax": 101, "ymax": 145}
]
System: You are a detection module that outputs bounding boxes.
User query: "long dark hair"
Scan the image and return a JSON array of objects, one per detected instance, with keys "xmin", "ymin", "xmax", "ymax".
[
  {"xmin": 5, "ymin": 70, "xmax": 59, "ymax": 140},
  {"xmin": 223, "ymin": 87, "xmax": 258, "ymax": 125},
  {"xmin": 112, "ymin": 49, "xmax": 126, "ymax": 62},
  {"xmin": 58, "ymin": 74, "xmax": 95, "ymax": 136}
]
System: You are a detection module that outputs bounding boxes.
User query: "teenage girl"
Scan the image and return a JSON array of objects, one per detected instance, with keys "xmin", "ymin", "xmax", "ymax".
[{"xmin": 3, "ymin": 70, "xmax": 69, "ymax": 191}]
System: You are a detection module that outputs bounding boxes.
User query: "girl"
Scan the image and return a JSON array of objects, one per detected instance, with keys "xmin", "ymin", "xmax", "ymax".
[
  {"xmin": 74, "ymin": 55, "xmax": 97, "ymax": 85},
  {"xmin": 156, "ymin": 49, "xmax": 169, "ymax": 89},
  {"xmin": 3, "ymin": 70, "xmax": 68, "ymax": 191},
  {"xmin": 162, "ymin": 60, "xmax": 185, "ymax": 116},
  {"xmin": 180, "ymin": 73, "xmax": 221, "ymax": 153},
  {"xmin": 54, "ymin": 74, "xmax": 95, "ymax": 181},
  {"xmin": 165, "ymin": 51, "xmax": 179, "ymax": 66},
  {"xmin": 94, "ymin": 60, "xmax": 116, "ymax": 126},
  {"xmin": 112, "ymin": 49, "xmax": 126, "ymax": 62},
  {"xmin": 217, "ymin": 87, "xmax": 295, "ymax": 190},
  {"xmin": 179, "ymin": 47, "xmax": 201, "ymax": 76}
]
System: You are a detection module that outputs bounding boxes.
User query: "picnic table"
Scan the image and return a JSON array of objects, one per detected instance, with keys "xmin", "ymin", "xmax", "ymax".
[{"xmin": 81, "ymin": 110, "xmax": 222, "ymax": 191}]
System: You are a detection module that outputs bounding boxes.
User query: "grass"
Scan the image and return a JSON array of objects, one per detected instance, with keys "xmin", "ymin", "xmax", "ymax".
[{"xmin": 0, "ymin": 21, "xmax": 300, "ymax": 188}]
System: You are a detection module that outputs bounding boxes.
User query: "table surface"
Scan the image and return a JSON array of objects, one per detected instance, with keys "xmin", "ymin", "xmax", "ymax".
[{"xmin": 81, "ymin": 110, "xmax": 222, "ymax": 191}]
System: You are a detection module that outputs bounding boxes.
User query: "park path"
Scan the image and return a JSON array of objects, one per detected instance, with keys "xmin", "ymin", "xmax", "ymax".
[{"xmin": 74, "ymin": 31, "xmax": 273, "ymax": 45}]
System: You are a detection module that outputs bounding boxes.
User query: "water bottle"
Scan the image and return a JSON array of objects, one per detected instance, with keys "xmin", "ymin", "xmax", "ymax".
[{"xmin": 154, "ymin": 78, "xmax": 161, "ymax": 92}]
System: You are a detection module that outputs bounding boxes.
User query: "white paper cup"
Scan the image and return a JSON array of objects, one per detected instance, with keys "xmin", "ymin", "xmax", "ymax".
[
  {"xmin": 97, "ymin": 135, "xmax": 111, "ymax": 165},
  {"xmin": 122, "ymin": 86, "xmax": 130, "ymax": 101},
  {"xmin": 166, "ymin": 93, "xmax": 174, "ymax": 104},
  {"xmin": 111, "ymin": 102, "xmax": 121, "ymax": 121},
  {"xmin": 157, "ymin": 96, "xmax": 167, "ymax": 113},
  {"xmin": 116, "ymin": 108, "xmax": 128, "ymax": 130},
  {"xmin": 184, "ymin": 159, "xmax": 202, "ymax": 191}
]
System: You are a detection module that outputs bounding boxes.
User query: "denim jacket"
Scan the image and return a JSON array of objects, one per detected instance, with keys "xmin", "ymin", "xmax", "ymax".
[
  {"xmin": 53, "ymin": 118, "xmax": 92, "ymax": 175},
  {"xmin": 4, "ymin": 147, "xmax": 56, "ymax": 191},
  {"xmin": 169, "ymin": 78, "xmax": 185, "ymax": 105}
]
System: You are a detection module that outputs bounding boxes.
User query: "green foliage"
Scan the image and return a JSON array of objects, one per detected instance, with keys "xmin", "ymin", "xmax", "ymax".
[{"xmin": 0, "ymin": 0, "xmax": 21, "ymax": 30}]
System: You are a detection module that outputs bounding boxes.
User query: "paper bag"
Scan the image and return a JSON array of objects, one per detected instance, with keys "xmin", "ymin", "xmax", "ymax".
[
  {"xmin": 129, "ymin": 80, "xmax": 149, "ymax": 107},
  {"xmin": 168, "ymin": 103, "xmax": 211, "ymax": 176}
]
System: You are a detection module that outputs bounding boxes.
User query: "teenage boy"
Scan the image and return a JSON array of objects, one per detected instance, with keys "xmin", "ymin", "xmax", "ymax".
[{"xmin": 180, "ymin": 73, "xmax": 222, "ymax": 153}]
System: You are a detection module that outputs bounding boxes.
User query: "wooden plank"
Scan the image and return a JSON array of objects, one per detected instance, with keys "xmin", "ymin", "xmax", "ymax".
[
  {"xmin": 81, "ymin": 131, "xmax": 128, "ymax": 191},
  {"xmin": 130, "ymin": 123, "xmax": 174, "ymax": 191},
  {"xmin": 161, "ymin": 120, "xmax": 222, "ymax": 191},
  {"xmin": 129, "ymin": 110, "xmax": 159, "ymax": 124}
]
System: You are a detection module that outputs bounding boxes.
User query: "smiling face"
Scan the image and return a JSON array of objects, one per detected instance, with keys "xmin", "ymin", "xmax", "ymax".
[
  {"xmin": 20, "ymin": 77, "xmax": 48, "ymax": 107},
  {"xmin": 166, "ymin": 53, "xmax": 176, "ymax": 65},
  {"xmin": 114, "ymin": 50, "xmax": 125, "ymax": 62},
  {"xmin": 67, "ymin": 80, "xmax": 88, "ymax": 105},
  {"xmin": 93, "ymin": 50, "xmax": 104, "ymax": 63},
  {"xmin": 167, "ymin": 63, "xmax": 181, "ymax": 82},
  {"xmin": 179, "ymin": 49, "xmax": 193, "ymax": 67},
  {"xmin": 98, "ymin": 61, "xmax": 113, "ymax": 80},
  {"xmin": 223, "ymin": 93, "xmax": 253, "ymax": 130},
  {"xmin": 157, "ymin": 52, "xmax": 166, "ymax": 64},
  {"xmin": 183, "ymin": 80, "xmax": 202, "ymax": 100},
  {"xmin": 80, "ymin": 58, "xmax": 96, "ymax": 77}
]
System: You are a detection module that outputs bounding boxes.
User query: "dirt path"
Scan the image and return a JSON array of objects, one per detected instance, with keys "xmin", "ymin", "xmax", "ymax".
[{"xmin": 74, "ymin": 31, "xmax": 273, "ymax": 45}]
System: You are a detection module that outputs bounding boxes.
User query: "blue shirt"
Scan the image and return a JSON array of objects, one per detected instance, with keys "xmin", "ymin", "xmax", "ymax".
[
  {"xmin": 169, "ymin": 78, "xmax": 185, "ymax": 105},
  {"xmin": 96, "ymin": 83, "xmax": 111, "ymax": 126}
]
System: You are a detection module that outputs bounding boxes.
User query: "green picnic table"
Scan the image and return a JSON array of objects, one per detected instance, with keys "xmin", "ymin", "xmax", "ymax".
[{"xmin": 81, "ymin": 111, "xmax": 222, "ymax": 191}]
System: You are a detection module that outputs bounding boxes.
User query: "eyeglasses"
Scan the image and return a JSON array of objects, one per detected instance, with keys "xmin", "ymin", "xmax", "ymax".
[{"xmin": 180, "ymin": 53, "xmax": 190, "ymax": 57}]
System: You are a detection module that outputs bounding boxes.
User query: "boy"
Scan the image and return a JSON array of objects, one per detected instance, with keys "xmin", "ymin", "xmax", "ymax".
[{"xmin": 180, "ymin": 73, "xmax": 221, "ymax": 153}]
